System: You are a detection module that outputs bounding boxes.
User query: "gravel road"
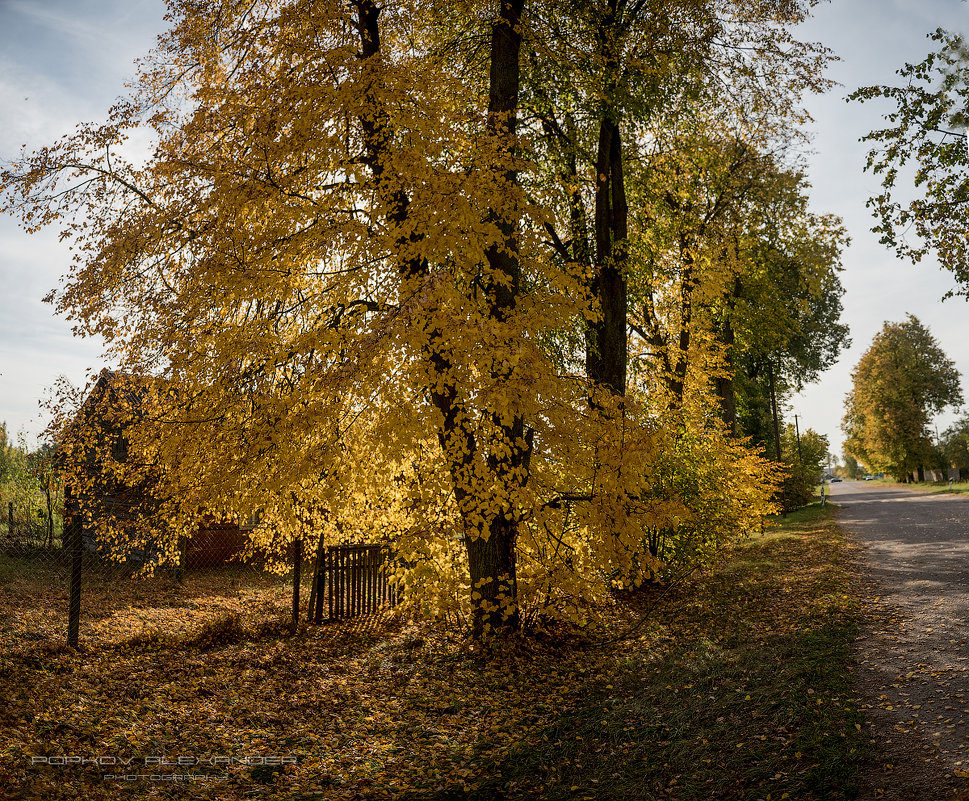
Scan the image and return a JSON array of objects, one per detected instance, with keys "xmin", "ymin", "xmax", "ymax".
[{"xmin": 833, "ymin": 480, "xmax": 969, "ymax": 800}]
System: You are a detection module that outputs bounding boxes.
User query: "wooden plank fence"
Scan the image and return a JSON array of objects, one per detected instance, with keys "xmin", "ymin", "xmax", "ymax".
[{"xmin": 311, "ymin": 544, "xmax": 397, "ymax": 623}]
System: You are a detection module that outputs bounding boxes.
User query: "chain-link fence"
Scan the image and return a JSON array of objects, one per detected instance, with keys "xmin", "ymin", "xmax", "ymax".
[{"xmin": 0, "ymin": 504, "xmax": 397, "ymax": 652}]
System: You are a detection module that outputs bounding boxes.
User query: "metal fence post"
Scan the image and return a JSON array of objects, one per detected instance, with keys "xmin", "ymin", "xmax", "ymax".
[
  {"xmin": 65, "ymin": 487, "xmax": 82, "ymax": 648},
  {"xmin": 292, "ymin": 537, "xmax": 302, "ymax": 630}
]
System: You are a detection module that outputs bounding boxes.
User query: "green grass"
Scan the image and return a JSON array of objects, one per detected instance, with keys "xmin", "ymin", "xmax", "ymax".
[
  {"xmin": 922, "ymin": 480, "xmax": 969, "ymax": 496},
  {"xmin": 0, "ymin": 549, "xmax": 67, "ymax": 586},
  {"xmin": 864, "ymin": 478, "xmax": 969, "ymax": 497},
  {"xmin": 487, "ymin": 503, "xmax": 871, "ymax": 800}
]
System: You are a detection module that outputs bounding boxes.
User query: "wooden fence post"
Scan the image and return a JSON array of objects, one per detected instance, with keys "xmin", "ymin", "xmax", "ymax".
[
  {"xmin": 316, "ymin": 547, "xmax": 329, "ymax": 624},
  {"xmin": 306, "ymin": 544, "xmax": 397, "ymax": 624},
  {"xmin": 307, "ymin": 531, "xmax": 326, "ymax": 623}
]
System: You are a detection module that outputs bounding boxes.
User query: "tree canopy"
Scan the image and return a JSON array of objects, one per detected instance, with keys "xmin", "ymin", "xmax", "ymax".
[
  {"xmin": 941, "ymin": 415, "xmax": 969, "ymax": 476},
  {"xmin": 2, "ymin": 0, "xmax": 840, "ymax": 638},
  {"xmin": 852, "ymin": 29, "xmax": 969, "ymax": 293},
  {"xmin": 843, "ymin": 315, "xmax": 962, "ymax": 481}
]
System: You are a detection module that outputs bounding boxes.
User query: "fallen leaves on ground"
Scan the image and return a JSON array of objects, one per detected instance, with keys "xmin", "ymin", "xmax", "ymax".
[{"xmin": 0, "ymin": 507, "xmax": 870, "ymax": 800}]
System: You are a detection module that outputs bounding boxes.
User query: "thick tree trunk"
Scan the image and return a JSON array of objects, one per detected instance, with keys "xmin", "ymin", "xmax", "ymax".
[
  {"xmin": 354, "ymin": 0, "xmax": 528, "ymax": 639},
  {"xmin": 469, "ymin": 0, "xmax": 529, "ymax": 638},
  {"xmin": 714, "ymin": 374, "xmax": 737, "ymax": 435},
  {"xmin": 587, "ymin": 116, "xmax": 628, "ymax": 395},
  {"xmin": 466, "ymin": 517, "xmax": 519, "ymax": 638},
  {"xmin": 584, "ymin": 1, "xmax": 627, "ymax": 398}
]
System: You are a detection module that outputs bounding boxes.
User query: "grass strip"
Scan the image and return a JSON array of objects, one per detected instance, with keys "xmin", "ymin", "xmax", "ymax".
[{"xmin": 481, "ymin": 503, "xmax": 871, "ymax": 800}]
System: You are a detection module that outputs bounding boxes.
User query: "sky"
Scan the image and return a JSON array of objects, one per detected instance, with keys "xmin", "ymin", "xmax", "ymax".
[
  {"xmin": 791, "ymin": 0, "xmax": 969, "ymax": 459},
  {"xmin": 0, "ymin": 0, "xmax": 968, "ymax": 455},
  {"xmin": 0, "ymin": 0, "xmax": 168, "ymax": 444}
]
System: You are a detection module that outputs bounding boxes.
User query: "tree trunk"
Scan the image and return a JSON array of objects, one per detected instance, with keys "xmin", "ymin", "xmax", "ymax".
[
  {"xmin": 768, "ymin": 361, "xmax": 782, "ymax": 462},
  {"xmin": 466, "ymin": 517, "xmax": 519, "ymax": 639},
  {"xmin": 65, "ymin": 483, "xmax": 82, "ymax": 648},
  {"xmin": 587, "ymin": 115, "xmax": 628, "ymax": 395},
  {"xmin": 714, "ymin": 375, "xmax": 737, "ymax": 434},
  {"xmin": 354, "ymin": 0, "xmax": 528, "ymax": 639},
  {"xmin": 585, "ymin": 3, "xmax": 628, "ymax": 398},
  {"xmin": 667, "ymin": 235, "xmax": 698, "ymax": 408},
  {"xmin": 468, "ymin": 0, "xmax": 528, "ymax": 638},
  {"xmin": 292, "ymin": 537, "xmax": 302, "ymax": 630},
  {"xmin": 714, "ymin": 314, "xmax": 737, "ymax": 435},
  {"xmin": 714, "ymin": 280, "xmax": 741, "ymax": 434},
  {"xmin": 307, "ymin": 526, "xmax": 326, "ymax": 623}
]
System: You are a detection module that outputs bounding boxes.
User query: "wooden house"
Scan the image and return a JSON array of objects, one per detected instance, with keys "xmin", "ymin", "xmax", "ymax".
[{"xmin": 59, "ymin": 369, "xmax": 251, "ymax": 570}]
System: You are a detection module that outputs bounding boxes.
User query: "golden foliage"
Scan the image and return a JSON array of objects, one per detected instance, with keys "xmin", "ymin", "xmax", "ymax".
[{"xmin": 0, "ymin": 0, "xmax": 834, "ymax": 631}]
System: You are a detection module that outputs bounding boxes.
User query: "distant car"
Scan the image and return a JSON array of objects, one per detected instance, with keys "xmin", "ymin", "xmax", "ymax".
[
  {"xmin": 830, "ymin": 477, "xmax": 843, "ymax": 482},
  {"xmin": 864, "ymin": 475, "xmax": 874, "ymax": 481}
]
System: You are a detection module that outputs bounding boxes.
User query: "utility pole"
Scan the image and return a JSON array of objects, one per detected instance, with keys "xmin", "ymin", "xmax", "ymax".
[
  {"xmin": 794, "ymin": 414, "xmax": 803, "ymax": 462},
  {"xmin": 768, "ymin": 361, "xmax": 782, "ymax": 462},
  {"xmin": 768, "ymin": 361, "xmax": 786, "ymax": 514}
]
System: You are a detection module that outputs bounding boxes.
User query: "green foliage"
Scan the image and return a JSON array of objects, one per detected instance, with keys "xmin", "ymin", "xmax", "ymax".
[
  {"xmin": 623, "ymin": 124, "xmax": 850, "ymax": 434},
  {"xmin": 780, "ymin": 424, "xmax": 827, "ymax": 511},
  {"xmin": 941, "ymin": 415, "xmax": 969, "ymax": 474},
  {"xmin": 0, "ymin": 422, "xmax": 13, "ymax": 485},
  {"xmin": 729, "ymin": 172, "xmax": 850, "ymax": 384},
  {"xmin": 0, "ymin": 426, "xmax": 64, "ymax": 547},
  {"xmin": 843, "ymin": 315, "xmax": 963, "ymax": 480},
  {"xmin": 852, "ymin": 29, "xmax": 969, "ymax": 292},
  {"xmin": 626, "ymin": 407, "xmax": 782, "ymax": 581},
  {"xmin": 841, "ymin": 452, "xmax": 861, "ymax": 480}
]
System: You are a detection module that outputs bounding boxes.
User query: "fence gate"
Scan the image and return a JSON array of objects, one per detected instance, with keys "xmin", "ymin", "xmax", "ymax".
[{"xmin": 311, "ymin": 544, "xmax": 396, "ymax": 623}]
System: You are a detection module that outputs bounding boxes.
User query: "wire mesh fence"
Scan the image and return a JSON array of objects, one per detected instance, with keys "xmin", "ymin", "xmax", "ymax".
[{"xmin": 0, "ymin": 504, "xmax": 399, "ymax": 651}]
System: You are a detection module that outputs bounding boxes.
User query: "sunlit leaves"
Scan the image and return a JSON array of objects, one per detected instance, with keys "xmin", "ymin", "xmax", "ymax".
[{"xmin": 0, "ymin": 0, "xmax": 832, "ymax": 634}]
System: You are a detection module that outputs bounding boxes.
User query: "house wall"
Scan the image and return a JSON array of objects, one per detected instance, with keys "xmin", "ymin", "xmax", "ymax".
[{"xmin": 186, "ymin": 523, "xmax": 248, "ymax": 569}]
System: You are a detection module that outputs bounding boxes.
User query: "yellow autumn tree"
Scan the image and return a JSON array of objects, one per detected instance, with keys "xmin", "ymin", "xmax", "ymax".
[{"xmin": 1, "ymin": 0, "xmax": 831, "ymax": 638}]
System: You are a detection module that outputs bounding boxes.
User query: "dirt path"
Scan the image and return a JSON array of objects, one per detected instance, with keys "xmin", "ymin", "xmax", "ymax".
[{"xmin": 834, "ymin": 481, "xmax": 969, "ymax": 800}]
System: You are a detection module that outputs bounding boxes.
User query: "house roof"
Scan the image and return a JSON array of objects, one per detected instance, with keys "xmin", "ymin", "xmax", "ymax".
[{"xmin": 55, "ymin": 369, "xmax": 157, "ymax": 468}]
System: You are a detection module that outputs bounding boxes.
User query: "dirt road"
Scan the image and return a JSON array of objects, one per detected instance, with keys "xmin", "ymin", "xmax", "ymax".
[{"xmin": 834, "ymin": 480, "xmax": 969, "ymax": 800}]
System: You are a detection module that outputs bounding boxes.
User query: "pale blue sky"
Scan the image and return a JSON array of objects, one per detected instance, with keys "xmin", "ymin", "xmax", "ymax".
[
  {"xmin": 0, "ymin": 0, "xmax": 166, "ymax": 443},
  {"xmin": 0, "ymin": 0, "xmax": 968, "ymax": 457},
  {"xmin": 793, "ymin": 0, "xmax": 969, "ymax": 455}
]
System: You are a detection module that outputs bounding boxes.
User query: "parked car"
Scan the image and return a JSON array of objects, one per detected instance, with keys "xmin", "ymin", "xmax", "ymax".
[
  {"xmin": 830, "ymin": 476, "xmax": 843, "ymax": 482},
  {"xmin": 864, "ymin": 475, "xmax": 874, "ymax": 481}
]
